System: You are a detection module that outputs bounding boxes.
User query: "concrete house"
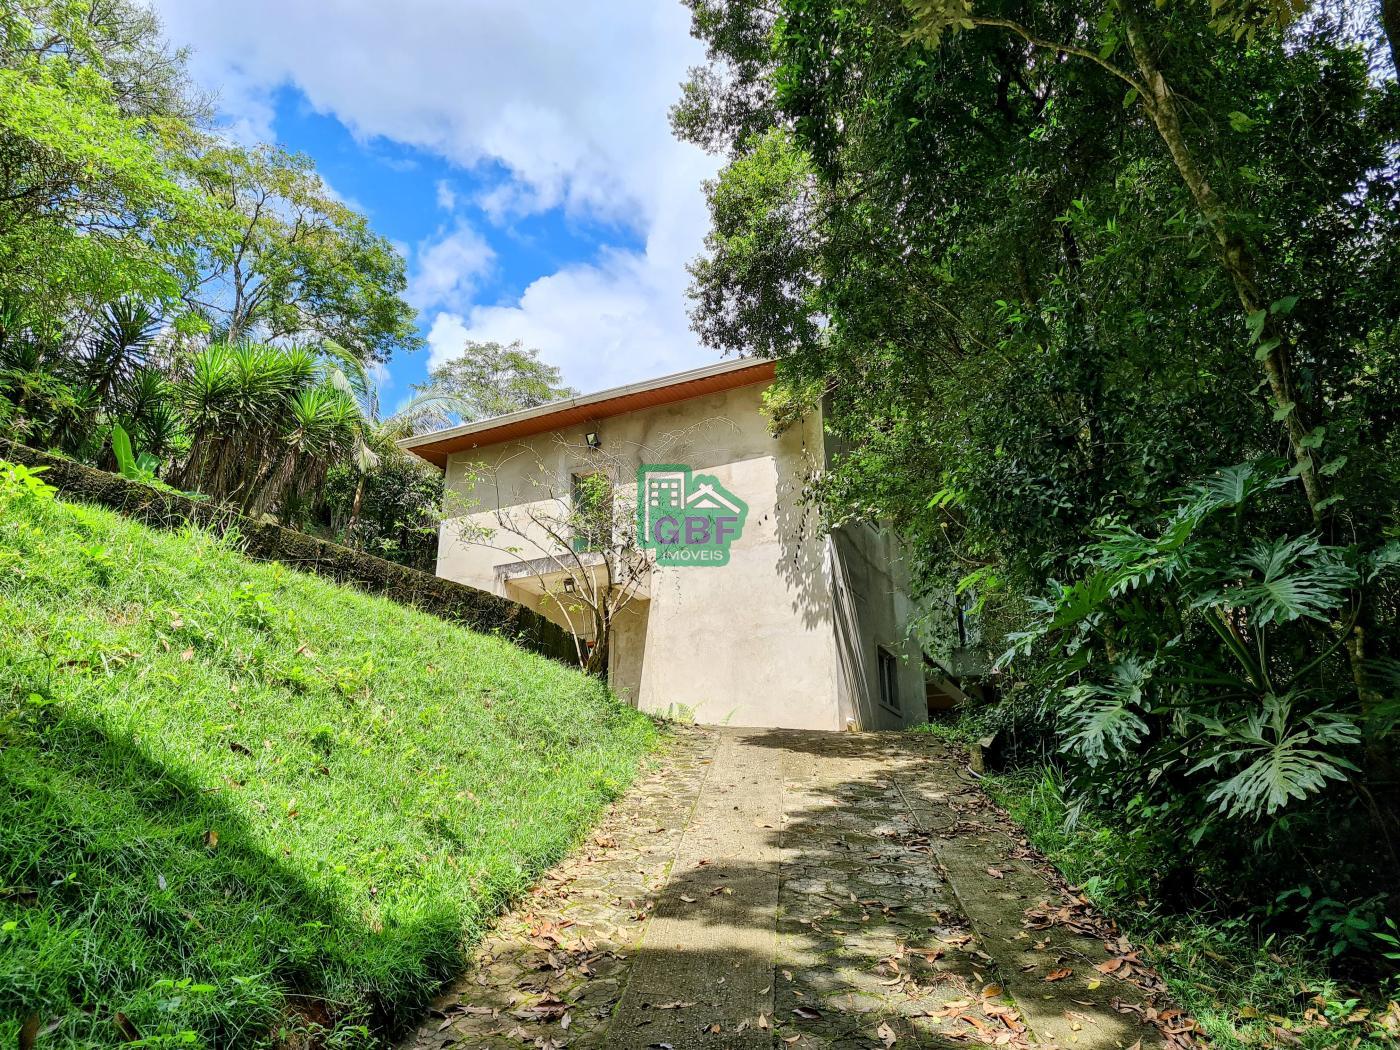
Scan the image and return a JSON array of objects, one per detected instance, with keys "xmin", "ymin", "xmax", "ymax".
[{"xmin": 401, "ymin": 357, "xmax": 928, "ymax": 731}]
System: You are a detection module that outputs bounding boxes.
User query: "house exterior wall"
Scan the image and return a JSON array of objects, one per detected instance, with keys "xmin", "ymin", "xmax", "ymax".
[
  {"xmin": 433, "ymin": 378, "xmax": 927, "ymax": 731},
  {"xmin": 827, "ymin": 527, "xmax": 927, "ymax": 730}
]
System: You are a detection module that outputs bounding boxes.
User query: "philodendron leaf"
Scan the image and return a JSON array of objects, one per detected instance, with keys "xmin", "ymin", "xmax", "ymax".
[
  {"xmin": 1229, "ymin": 535, "xmax": 1356, "ymax": 624},
  {"xmin": 1194, "ymin": 697, "xmax": 1360, "ymax": 817}
]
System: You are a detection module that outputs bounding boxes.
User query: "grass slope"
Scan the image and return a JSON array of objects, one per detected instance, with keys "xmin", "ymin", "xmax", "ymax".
[{"xmin": 0, "ymin": 466, "xmax": 655, "ymax": 1048}]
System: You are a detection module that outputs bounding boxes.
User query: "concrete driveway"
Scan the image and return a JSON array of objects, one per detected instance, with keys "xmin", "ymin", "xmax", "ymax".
[{"xmin": 405, "ymin": 728, "xmax": 1190, "ymax": 1049}]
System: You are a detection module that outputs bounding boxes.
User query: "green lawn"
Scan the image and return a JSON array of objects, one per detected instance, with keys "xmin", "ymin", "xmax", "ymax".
[{"xmin": 0, "ymin": 463, "xmax": 655, "ymax": 1048}]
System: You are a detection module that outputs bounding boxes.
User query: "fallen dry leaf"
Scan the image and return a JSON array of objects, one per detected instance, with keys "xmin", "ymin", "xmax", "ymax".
[
  {"xmin": 113, "ymin": 1012, "xmax": 141, "ymax": 1042},
  {"xmin": 877, "ymin": 1020, "xmax": 898, "ymax": 1046},
  {"xmin": 1044, "ymin": 968, "xmax": 1073, "ymax": 982}
]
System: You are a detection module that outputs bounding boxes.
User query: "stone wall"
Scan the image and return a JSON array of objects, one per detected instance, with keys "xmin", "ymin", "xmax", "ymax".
[{"xmin": 0, "ymin": 439, "xmax": 579, "ymax": 665}]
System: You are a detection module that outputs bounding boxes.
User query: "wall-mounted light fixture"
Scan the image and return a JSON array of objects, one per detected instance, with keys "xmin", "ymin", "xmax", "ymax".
[
  {"xmin": 584, "ymin": 431, "xmax": 602, "ymax": 448},
  {"xmin": 562, "ymin": 577, "xmax": 576, "ymax": 593}
]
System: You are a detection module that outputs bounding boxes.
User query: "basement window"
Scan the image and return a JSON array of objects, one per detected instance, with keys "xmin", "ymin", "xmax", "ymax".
[{"xmin": 877, "ymin": 646, "xmax": 901, "ymax": 714}]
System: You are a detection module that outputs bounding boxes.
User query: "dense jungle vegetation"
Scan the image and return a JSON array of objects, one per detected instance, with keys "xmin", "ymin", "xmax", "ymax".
[
  {"xmin": 674, "ymin": 0, "xmax": 1400, "ymax": 1016},
  {"xmin": 0, "ymin": 1, "xmax": 575, "ymax": 570}
]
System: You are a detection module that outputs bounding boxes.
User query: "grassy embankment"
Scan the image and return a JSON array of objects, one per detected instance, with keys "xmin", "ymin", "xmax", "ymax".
[
  {"xmin": 914, "ymin": 715, "xmax": 1399, "ymax": 1050},
  {"xmin": 0, "ymin": 462, "xmax": 655, "ymax": 1048}
]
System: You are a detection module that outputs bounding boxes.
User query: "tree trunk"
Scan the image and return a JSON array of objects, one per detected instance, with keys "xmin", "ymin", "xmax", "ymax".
[
  {"xmin": 583, "ymin": 609, "xmax": 610, "ymax": 678},
  {"xmin": 347, "ymin": 473, "xmax": 366, "ymax": 545},
  {"xmin": 1383, "ymin": 0, "xmax": 1400, "ymax": 80},
  {"xmin": 1123, "ymin": 13, "xmax": 1325, "ymax": 525}
]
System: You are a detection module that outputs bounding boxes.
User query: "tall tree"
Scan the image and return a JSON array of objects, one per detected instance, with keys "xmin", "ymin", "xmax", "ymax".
[
  {"xmin": 413, "ymin": 339, "xmax": 578, "ymax": 425},
  {"xmin": 186, "ymin": 144, "xmax": 419, "ymax": 364},
  {"xmin": 0, "ymin": 0, "xmax": 214, "ymax": 320},
  {"xmin": 674, "ymin": 0, "xmax": 1400, "ymax": 875}
]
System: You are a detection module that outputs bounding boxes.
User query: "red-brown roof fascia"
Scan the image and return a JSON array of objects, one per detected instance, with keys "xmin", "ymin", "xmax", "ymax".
[{"xmin": 399, "ymin": 358, "xmax": 777, "ymax": 469}]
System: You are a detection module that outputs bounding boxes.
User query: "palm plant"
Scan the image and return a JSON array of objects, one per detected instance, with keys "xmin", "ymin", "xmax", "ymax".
[
  {"xmin": 79, "ymin": 300, "xmax": 160, "ymax": 404},
  {"xmin": 170, "ymin": 339, "xmax": 392, "ymax": 521},
  {"xmin": 243, "ymin": 383, "xmax": 359, "ymax": 517},
  {"xmin": 174, "ymin": 341, "xmax": 317, "ymax": 504},
  {"xmin": 116, "ymin": 367, "xmax": 184, "ymax": 462}
]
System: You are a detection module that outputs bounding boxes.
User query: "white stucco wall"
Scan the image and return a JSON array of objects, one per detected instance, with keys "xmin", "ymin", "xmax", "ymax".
[
  {"xmin": 433, "ymin": 379, "xmax": 925, "ymax": 731},
  {"xmin": 828, "ymin": 526, "xmax": 927, "ymax": 730}
]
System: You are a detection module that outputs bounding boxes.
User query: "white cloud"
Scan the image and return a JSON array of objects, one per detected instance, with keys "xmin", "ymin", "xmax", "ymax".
[
  {"xmin": 426, "ymin": 243, "xmax": 694, "ymax": 390},
  {"xmin": 434, "ymin": 179, "xmax": 458, "ymax": 212},
  {"xmin": 149, "ymin": 0, "xmax": 724, "ymax": 391},
  {"xmin": 408, "ymin": 222, "xmax": 495, "ymax": 314},
  {"xmin": 424, "ymin": 312, "xmax": 471, "ymax": 371}
]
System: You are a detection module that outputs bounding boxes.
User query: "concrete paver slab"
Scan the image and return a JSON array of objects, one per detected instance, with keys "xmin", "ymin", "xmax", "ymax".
[{"xmin": 402, "ymin": 727, "xmax": 1192, "ymax": 1050}]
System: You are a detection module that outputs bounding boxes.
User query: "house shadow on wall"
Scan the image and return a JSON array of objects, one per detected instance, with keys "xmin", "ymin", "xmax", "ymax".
[{"xmin": 772, "ymin": 445, "xmax": 909, "ymax": 730}]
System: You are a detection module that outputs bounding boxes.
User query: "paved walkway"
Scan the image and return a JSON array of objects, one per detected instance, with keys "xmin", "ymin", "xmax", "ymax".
[{"xmin": 405, "ymin": 728, "xmax": 1194, "ymax": 1050}]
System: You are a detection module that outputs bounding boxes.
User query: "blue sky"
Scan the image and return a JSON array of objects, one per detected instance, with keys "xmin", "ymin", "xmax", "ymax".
[{"xmin": 149, "ymin": 1, "xmax": 721, "ymax": 409}]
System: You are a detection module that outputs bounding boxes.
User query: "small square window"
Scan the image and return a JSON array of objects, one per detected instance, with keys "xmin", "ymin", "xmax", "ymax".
[{"xmin": 877, "ymin": 647, "xmax": 901, "ymax": 714}]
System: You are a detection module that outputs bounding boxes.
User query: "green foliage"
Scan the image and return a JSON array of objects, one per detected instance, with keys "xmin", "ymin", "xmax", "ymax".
[
  {"xmin": 678, "ymin": 0, "xmax": 1400, "ymax": 989},
  {"xmin": 986, "ymin": 768, "xmax": 1400, "ymax": 1048},
  {"xmin": 188, "ymin": 144, "xmax": 420, "ymax": 364},
  {"xmin": 171, "ymin": 340, "xmax": 361, "ymax": 515},
  {"xmin": 0, "ymin": 472, "xmax": 654, "ymax": 1047},
  {"xmin": 0, "ymin": 459, "xmax": 56, "ymax": 507},
  {"xmin": 413, "ymin": 339, "xmax": 578, "ymax": 425},
  {"xmin": 1004, "ymin": 463, "xmax": 1387, "ymax": 823},
  {"xmin": 0, "ymin": 0, "xmax": 428, "ymax": 557},
  {"xmin": 0, "ymin": 44, "xmax": 208, "ymax": 313},
  {"xmin": 111, "ymin": 422, "xmax": 159, "ymax": 483},
  {"xmin": 1193, "ymin": 696, "xmax": 1359, "ymax": 818},
  {"xmin": 319, "ymin": 443, "xmax": 443, "ymax": 571}
]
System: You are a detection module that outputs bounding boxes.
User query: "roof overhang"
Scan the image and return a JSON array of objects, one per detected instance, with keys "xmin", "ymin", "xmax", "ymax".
[{"xmin": 398, "ymin": 357, "xmax": 778, "ymax": 469}]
